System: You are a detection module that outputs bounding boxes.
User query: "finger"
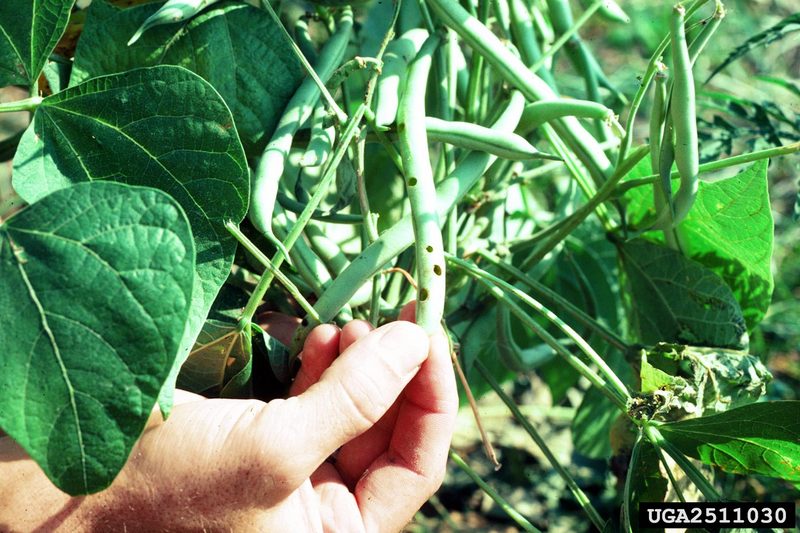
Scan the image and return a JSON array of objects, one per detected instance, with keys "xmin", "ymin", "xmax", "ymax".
[
  {"xmin": 355, "ymin": 328, "xmax": 458, "ymax": 533},
  {"xmin": 264, "ymin": 321, "xmax": 430, "ymax": 485},
  {"xmin": 290, "ymin": 323, "xmax": 341, "ymax": 396},
  {"xmin": 339, "ymin": 320, "xmax": 373, "ymax": 353},
  {"xmin": 311, "ymin": 464, "xmax": 365, "ymax": 533},
  {"xmin": 398, "ymin": 300, "xmax": 416, "ymax": 323},
  {"xmin": 258, "ymin": 311, "xmax": 302, "ymax": 346}
]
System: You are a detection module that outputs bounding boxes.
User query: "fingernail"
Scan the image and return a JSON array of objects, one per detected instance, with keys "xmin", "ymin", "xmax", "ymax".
[{"xmin": 377, "ymin": 322, "xmax": 429, "ymax": 366}]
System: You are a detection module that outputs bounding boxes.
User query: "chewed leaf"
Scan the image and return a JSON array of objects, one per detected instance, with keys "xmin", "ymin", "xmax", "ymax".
[
  {"xmin": 128, "ymin": 0, "xmax": 222, "ymax": 45},
  {"xmin": 0, "ymin": 181, "xmax": 195, "ymax": 495}
]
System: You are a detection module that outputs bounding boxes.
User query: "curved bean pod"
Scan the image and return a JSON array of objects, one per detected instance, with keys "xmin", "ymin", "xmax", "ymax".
[
  {"xmin": 128, "ymin": 0, "xmax": 222, "ymax": 45},
  {"xmin": 249, "ymin": 9, "xmax": 353, "ymax": 238},
  {"xmin": 301, "ymin": 104, "xmax": 336, "ymax": 167},
  {"xmin": 398, "ymin": 35, "xmax": 445, "ymax": 332},
  {"xmin": 426, "ymin": 117, "xmax": 559, "ymax": 160},
  {"xmin": 670, "ymin": 4, "xmax": 699, "ymax": 227},
  {"xmin": 517, "ymin": 98, "xmax": 617, "ymax": 134},
  {"xmin": 373, "ymin": 29, "xmax": 429, "ymax": 127},
  {"xmin": 508, "ymin": 0, "xmax": 557, "ymax": 87}
]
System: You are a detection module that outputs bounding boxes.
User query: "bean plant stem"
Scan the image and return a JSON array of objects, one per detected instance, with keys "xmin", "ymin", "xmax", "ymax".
[
  {"xmin": 449, "ymin": 450, "xmax": 541, "ymax": 532},
  {"xmin": 528, "ymin": 0, "xmax": 603, "ymax": 74},
  {"xmin": 615, "ymin": 141, "xmax": 800, "ymax": 196},
  {"xmin": 643, "ymin": 424, "xmax": 721, "ymax": 502},
  {"xmin": 447, "ymin": 253, "xmax": 630, "ymax": 408},
  {"xmin": 259, "ymin": 0, "xmax": 347, "ymax": 123},
  {"xmin": 475, "ymin": 360, "xmax": 606, "ymax": 531},
  {"xmin": 622, "ymin": 431, "xmax": 643, "ymax": 533},
  {"xmin": 0, "ymin": 96, "xmax": 42, "ymax": 113},
  {"xmin": 225, "ymin": 222, "xmax": 321, "ymax": 324},
  {"xmin": 475, "ymin": 249, "xmax": 629, "ymax": 351}
]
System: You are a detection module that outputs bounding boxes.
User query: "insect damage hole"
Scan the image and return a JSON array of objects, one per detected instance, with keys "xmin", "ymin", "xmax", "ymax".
[
  {"xmin": 425, "ymin": 245, "xmax": 433, "ymax": 252},
  {"xmin": 419, "ymin": 288, "xmax": 429, "ymax": 301},
  {"xmin": 408, "ymin": 177, "xmax": 418, "ymax": 186},
  {"xmin": 433, "ymin": 265, "xmax": 442, "ymax": 276}
]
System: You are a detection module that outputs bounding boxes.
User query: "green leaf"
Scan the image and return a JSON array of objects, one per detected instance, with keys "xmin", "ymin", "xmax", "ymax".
[
  {"xmin": 71, "ymin": 0, "xmax": 303, "ymax": 155},
  {"xmin": 659, "ymin": 401, "xmax": 800, "ymax": 481},
  {"xmin": 0, "ymin": 181, "xmax": 195, "ymax": 495},
  {"xmin": 624, "ymin": 160, "xmax": 774, "ymax": 330},
  {"xmin": 178, "ymin": 319, "xmax": 250, "ymax": 395},
  {"xmin": 11, "ymin": 65, "xmax": 249, "ymax": 410},
  {"xmin": 0, "ymin": 0, "xmax": 74, "ymax": 88},
  {"xmin": 619, "ymin": 239, "xmax": 748, "ymax": 349}
]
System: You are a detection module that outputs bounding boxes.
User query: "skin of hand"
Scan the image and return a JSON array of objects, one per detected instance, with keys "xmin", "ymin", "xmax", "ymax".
[{"xmin": 0, "ymin": 304, "xmax": 458, "ymax": 532}]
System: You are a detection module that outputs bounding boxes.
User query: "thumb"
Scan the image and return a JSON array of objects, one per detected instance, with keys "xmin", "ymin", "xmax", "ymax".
[{"xmin": 273, "ymin": 321, "xmax": 430, "ymax": 480}]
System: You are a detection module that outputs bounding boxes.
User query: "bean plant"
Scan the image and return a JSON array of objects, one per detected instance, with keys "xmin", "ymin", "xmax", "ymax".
[{"xmin": 0, "ymin": 0, "xmax": 798, "ymax": 528}]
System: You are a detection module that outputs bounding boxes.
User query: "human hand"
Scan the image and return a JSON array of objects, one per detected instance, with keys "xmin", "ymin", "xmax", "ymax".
[{"xmin": 0, "ymin": 305, "xmax": 458, "ymax": 532}]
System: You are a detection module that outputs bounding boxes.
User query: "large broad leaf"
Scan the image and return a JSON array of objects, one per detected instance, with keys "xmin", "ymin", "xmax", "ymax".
[
  {"xmin": 624, "ymin": 160, "xmax": 774, "ymax": 330},
  {"xmin": 0, "ymin": 0, "xmax": 74, "ymax": 88},
  {"xmin": 70, "ymin": 0, "xmax": 303, "ymax": 155},
  {"xmin": 11, "ymin": 65, "xmax": 249, "ymax": 410},
  {"xmin": 659, "ymin": 401, "xmax": 800, "ymax": 482},
  {"xmin": 619, "ymin": 239, "xmax": 747, "ymax": 349},
  {"xmin": 0, "ymin": 181, "xmax": 195, "ymax": 495}
]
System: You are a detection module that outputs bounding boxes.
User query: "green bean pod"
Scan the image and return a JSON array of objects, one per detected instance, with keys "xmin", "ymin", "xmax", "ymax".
[
  {"xmin": 305, "ymin": 224, "xmax": 373, "ymax": 307},
  {"xmin": 308, "ymin": 91, "xmax": 527, "ymax": 328},
  {"xmin": 373, "ymin": 29, "xmax": 429, "ymax": 127},
  {"xmin": 249, "ymin": 9, "xmax": 353, "ymax": 238},
  {"xmin": 517, "ymin": 98, "xmax": 617, "ymax": 134},
  {"xmin": 128, "ymin": 0, "xmax": 222, "ymax": 45},
  {"xmin": 579, "ymin": 0, "xmax": 630, "ymax": 24},
  {"xmin": 688, "ymin": 0, "xmax": 725, "ymax": 65},
  {"xmin": 428, "ymin": 0, "xmax": 613, "ymax": 178},
  {"xmin": 294, "ymin": 18, "xmax": 318, "ymax": 64},
  {"xmin": 426, "ymin": 116, "xmax": 559, "ymax": 160},
  {"xmin": 491, "ymin": 0, "xmax": 512, "ymax": 38},
  {"xmin": 508, "ymin": 0, "xmax": 556, "ymax": 88},
  {"xmin": 301, "ymin": 104, "xmax": 336, "ymax": 167},
  {"xmin": 669, "ymin": 3, "xmax": 699, "ymax": 227},
  {"xmin": 398, "ymin": 35, "xmax": 445, "ymax": 332},
  {"xmin": 649, "ymin": 64, "xmax": 669, "ymax": 176}
]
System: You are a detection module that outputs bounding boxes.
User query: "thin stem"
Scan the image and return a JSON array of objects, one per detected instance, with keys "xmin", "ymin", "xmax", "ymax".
[
  {"xmin": 447, "ymin": 254, "xmax": 630, "ymax": 407},
  {"xmin": 260, "ymin": 0, "xmax": 347, "ymax": 124},
  {"xmin": 476, "ymin": 360, "xmax": 606, "ymax": 531},
  {"xmin": 643, "ymin": 425, "xmax": 721, "ymax": 502},
  {"xmin": 240, "ymin": 104, "xmax": 367, "ymax": 325},
  {"xmin": 519, "ymin": 144, "xmax": 649, "ymax": 270},
  {"xmin": 476, "ymin": 249, "xmax": 629, "ymax": 352},
  {"xmin": 615, "ymin": 141, "xmax": 800, "ymax": 196},
  {"xmin": 528, "ymin": 0, "xmax": 603, "ymax": 74},
  {"xmin": 622, "ymin": 431, "xmax": 643, "ymax": 533},
  {"xmin": 449, "ymin": 450, "xmax": 541, "ymax": 532},
  {"xmin": 0, "ymin": 96, "xmax": 42, "ymax": 113},
  {"xmin": 226, "ymin": 222, "xmax": 321, "ymax": 324},
  {"xmin": 648, "ymin": 435, "xmax": 688, "ymax": 503}
]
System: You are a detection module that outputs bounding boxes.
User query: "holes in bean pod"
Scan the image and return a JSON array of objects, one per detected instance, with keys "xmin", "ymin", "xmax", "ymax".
[
  {"xmin": 419, "ymin": 288, "xmax": 429, "ymax": 301},
  {"xmin": 433, "ymin": 265, "xmax": 442, "ymax": 276},
  {"xmin": 425, "ymin": 245, "xmax": 433, "ymax": 252},
  {"xmin": 408, "ymin": 177, "xmax": 417, "ymax": 186}
]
